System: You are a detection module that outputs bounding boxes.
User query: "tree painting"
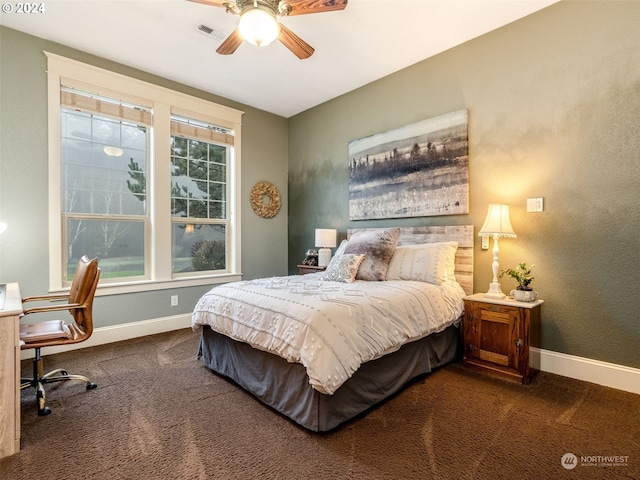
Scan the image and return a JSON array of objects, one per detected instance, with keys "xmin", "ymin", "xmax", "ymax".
[{"xmin": 348, "ymin": 110, "xmax": 469, "ymax": 220}]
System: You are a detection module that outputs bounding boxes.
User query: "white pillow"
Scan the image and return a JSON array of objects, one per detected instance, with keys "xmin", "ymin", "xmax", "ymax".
[
  {"xmin": 323, "ymin": 254, "xmax": 365, "ymax": 283},
  {"xmin": 385, "ymin": 242, "xmax": 458, "ymax": 284},
  {"xmin": 334, "ymin": 239, "xmax": 348, "ymax": 257},
  {"xmin": 444, "ymin": 243, "xmax": 457, "ymax": 282}
]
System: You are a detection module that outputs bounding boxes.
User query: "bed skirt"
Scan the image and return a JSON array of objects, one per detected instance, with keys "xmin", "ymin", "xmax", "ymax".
[{"xmin": 198, "ymin": 323, "xmax": 461, "ymax": 432}]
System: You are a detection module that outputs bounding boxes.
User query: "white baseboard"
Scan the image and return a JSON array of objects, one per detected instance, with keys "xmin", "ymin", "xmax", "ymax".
[
  {"xmin": 20, "ymin": 313, "xmax": 192, "ymax": 360},
  {"xmin": 530, "ymin": 347, "xmax": 640, "ymax": 395},
  {"xmin": 20, "ymin": 318, "xmax": 639, "ymax": 396}
]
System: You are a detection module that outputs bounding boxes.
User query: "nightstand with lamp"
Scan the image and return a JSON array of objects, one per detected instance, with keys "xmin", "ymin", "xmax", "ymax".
[
  {"xmin": 297, "ymin": 228, "xmax": 336, "ymax": 275},
  {"xmin": 462, "ymin": 204, "xmax": 543, "ymax": 384}
]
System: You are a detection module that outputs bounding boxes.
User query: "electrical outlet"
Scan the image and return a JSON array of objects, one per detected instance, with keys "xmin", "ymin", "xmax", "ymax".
[
  {"xmin": 170, "ymin": 295, "xmax": 179, "ymax": 307},
  {"xmin": 481, "ymin": 234, "xmax": 489, "ymax": 250},
  {"xmin": 527, "ymin": 197, "xmax": 544, "ymax": 212}
]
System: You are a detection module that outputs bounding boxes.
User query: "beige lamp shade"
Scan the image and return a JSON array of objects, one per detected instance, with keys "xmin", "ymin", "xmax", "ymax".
[
  {"xmin": 315, "ymin": 229, "xmax": 337, "ymax": 248},
  {"xmin": 478, "ymin": 204, "xmax": 517, "ymax": 238}
]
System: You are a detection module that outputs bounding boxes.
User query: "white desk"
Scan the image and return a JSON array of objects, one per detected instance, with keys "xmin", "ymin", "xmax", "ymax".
[{"xmin": 0, "ymin": 283, "xmax": 21, "ymax": 458}]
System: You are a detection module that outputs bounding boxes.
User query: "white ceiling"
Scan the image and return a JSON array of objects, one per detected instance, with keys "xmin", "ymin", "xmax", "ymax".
[{"xmin": 1, "ymin": 0, "xmax": 558, "ymax": 118}]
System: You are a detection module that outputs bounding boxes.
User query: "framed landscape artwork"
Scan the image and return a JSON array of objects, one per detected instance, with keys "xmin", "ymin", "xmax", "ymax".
[{"xmin": 348, "ymin": 109, "xmax": 469, "ymax": 220}]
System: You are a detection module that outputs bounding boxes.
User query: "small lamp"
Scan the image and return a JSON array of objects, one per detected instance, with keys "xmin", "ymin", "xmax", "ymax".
[
  {"xmin": 315, "ymin": 228, "xmax": 337, "ymax": 267},
  {"xmin": 478, "ymin": 204, "xmax": 517, "ymax": 299}
]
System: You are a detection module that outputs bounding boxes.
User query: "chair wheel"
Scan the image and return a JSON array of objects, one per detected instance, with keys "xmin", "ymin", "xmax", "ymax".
[
  {"xmin": 87, "ymin": 382, "xmax": 97, "ymax": 390},
  {"xmin": 38, "ymin": 406, "xmax": 52, "ymax": 416},
  {"xmin": 36, "ymin": 388, "xmax": 50, "ymax": 416}
]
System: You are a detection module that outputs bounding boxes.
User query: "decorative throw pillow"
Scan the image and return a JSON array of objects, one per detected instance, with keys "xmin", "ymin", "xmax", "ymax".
[
  {"xmin": 385, "ymin": 241, "xmax": 458, "ymax": 284},
  {"xmin": 344, "ymin": 228, "xmax": 401, "ymax": 281},
  {"xmin": 323, "ymin": 254, "xmax": 365, "ymax": 283}
]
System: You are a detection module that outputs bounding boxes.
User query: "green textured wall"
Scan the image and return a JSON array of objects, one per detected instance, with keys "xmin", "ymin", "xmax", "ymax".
[
  {"xmin": 0, "ymin": 27, "xmax": 289, "ymax": 326},
  {"xmin": 288, "ymin": 1, "xmax": 640, "ymax": 368}
]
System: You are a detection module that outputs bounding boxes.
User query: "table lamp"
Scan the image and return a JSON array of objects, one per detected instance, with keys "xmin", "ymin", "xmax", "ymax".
[
  {"xmin": 315, "ymin": 228, "xmax": 337, "ymax": 267},
  {"xmin": 478, "ymin": 204, "xmax": 516, "ymax": 299}
]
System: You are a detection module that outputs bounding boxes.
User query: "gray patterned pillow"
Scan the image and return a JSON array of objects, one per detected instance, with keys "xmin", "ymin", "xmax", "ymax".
[
  {"xmin": 344, "ymin": 228, "xmax": 401, "ymax": 281},
  {"xmin": 323, "ymin": 254, "xmax": 365, "ymax": 283}
]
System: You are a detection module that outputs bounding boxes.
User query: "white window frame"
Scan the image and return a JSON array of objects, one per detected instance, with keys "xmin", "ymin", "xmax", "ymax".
[
  {"xmin": 170, "ymin": 111, "xmax": 234, "ymax": 278},
  {"xmin": 46, "ymin": 52, "xmax": 243, "ymax": 295}
]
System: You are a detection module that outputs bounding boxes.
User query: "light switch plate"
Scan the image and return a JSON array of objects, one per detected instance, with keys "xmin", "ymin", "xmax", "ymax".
[
  {"xmin": 481, "ymin": 234, "xmax": 489, "ymax": 250},
  {"xmin": 527, "ymin": 197, "xmax": 544, "ymax": 212}
]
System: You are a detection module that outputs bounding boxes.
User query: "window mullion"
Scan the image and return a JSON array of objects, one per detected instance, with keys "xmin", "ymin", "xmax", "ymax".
[
  {"xmin": 152, "ymin": 102, "xmax": 172, "ymax": 281},
  {"xmin": 48, "ymin": 70, "xmax": 64, "ymax": 290}
]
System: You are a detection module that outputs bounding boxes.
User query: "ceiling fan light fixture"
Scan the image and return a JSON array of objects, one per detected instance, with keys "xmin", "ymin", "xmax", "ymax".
[{"xmin": 238, "ymin": 7, "xmax": 279, "ymax": 47}]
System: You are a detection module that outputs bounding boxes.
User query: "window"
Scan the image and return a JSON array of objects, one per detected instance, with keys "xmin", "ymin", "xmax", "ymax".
[
  {"xmin": 46, "ymin": 53, "xmax": 243, "ymax": 293},
  {"xmin": 61, "ymin": 88, "xmax": 150, "ymax": 281},
  {"xmin": 170, "ymin": 114, "xmax": 232, "ymax": 276}
]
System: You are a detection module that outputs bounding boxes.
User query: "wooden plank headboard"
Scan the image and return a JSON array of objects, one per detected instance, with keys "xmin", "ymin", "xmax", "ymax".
[{"xmin": 347, "ymin": 225, "xmax": 474, "ymax": 295}]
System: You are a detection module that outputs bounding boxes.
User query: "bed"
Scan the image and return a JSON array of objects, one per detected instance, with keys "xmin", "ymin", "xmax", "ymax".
[{"xmin": 192, "ymin": 225, "xmax": 473, "ymax": 431}]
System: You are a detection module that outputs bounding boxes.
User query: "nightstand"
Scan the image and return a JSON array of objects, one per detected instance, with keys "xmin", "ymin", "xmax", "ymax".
[
  {"xmin": 297, "ymin": 265, "xmax": 326, "ymax": 275},
  {"xmin": 462, "ymin": 293, "xmax": 542, "ymax": 385}
]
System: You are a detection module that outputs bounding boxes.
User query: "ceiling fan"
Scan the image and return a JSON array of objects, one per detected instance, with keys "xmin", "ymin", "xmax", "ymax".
[{"xmin": 188, "ymin": 0, "xmax": 348, "ymax": 59}]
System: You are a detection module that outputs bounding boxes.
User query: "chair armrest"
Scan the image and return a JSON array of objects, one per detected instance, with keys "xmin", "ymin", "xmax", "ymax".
[
  {"xmin": 22, "ymin": 292, "xmax": 70, "ymax": 303},
  {"xmin": 22, "ymin": 302, "xmax": 83, "ymax": 317}
]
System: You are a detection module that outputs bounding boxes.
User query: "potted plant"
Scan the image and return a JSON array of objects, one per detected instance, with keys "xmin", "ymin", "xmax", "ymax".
[{"xmin": 500, "ymin": 262, "xmax": 537, "ymax": 301}]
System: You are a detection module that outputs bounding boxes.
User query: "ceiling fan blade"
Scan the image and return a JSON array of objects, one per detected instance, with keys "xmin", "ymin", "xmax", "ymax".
[
  {"xmin": 278, "ymin": 23, "xmax": 314, "ymax": 59},
  {"xmin": 186, "ymin": 0, "xmax": 231, "ymax": 7},
  {"xmin": 286, "ymin": 0, "xmax": 348, "ymax": 16},
  {"xmin": 216, "ymin": 28, "xmax": 243, "ymax": 55}
]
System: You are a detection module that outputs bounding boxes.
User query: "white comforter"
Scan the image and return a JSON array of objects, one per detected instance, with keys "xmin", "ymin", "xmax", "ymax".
[{"xmin": 192, "ymin": 274, "xmax": 465, "ymax": 395}]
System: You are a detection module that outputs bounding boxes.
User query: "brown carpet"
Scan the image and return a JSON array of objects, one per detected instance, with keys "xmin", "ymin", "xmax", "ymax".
[{"xmin": 1, "ymin": 329, "xmax": 638, "ymax": 480}]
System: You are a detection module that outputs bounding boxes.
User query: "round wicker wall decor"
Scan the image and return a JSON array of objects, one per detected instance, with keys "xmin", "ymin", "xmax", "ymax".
[{"xmin": 250, "ymin": 181, "xmax": 281, "ymax": 218}]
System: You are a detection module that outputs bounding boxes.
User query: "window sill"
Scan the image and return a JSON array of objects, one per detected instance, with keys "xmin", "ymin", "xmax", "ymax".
[{"xmin": 51, "ymin": 273, "xmax": 243, "ymax": 296}]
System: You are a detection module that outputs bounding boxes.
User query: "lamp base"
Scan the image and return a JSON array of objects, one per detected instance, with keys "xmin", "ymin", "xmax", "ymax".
[
  {"xmin": 484, "ymin": 282, "xmax": 506, "ymax": 299},
  {"xmin": 318, "ymin": 248, "xmax": 332, "ymax": 267}
]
